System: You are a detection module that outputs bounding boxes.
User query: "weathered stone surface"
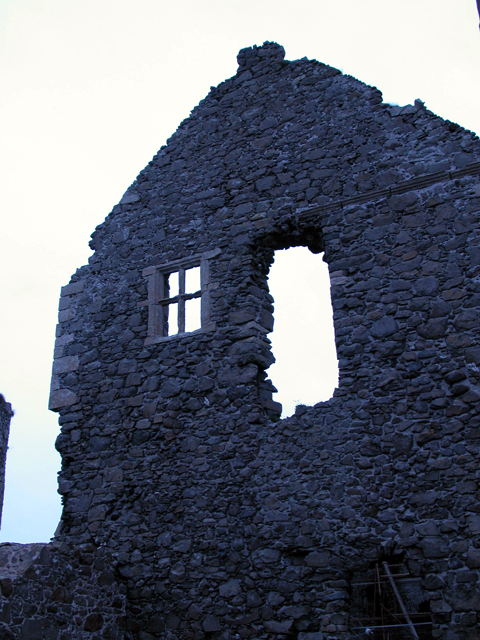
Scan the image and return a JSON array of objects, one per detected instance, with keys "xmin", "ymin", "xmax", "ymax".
[
  {"xmin": 203, "ymin": 615, "xmax": 221, "ymax": 632},
  {"xmin": 466, "ymin": 548, "xmax": 480, "ymax": 569},
  {"xmin": 60, "ymin": 280, "xmax": 84, "ymax": 297},
  {"xmin": 84, "ymin": 613, "xmax": 103, "ymax": 632},
  {"xmin": 370, "ymin": 316, "xmax": 397, "ymax": 338},
  {"xmin": 20, "ymin": 619, "xmax": 43, "ymax": 640},
  {"xmin": 48, "ymin": 388, "xmax": 77, "ymax": 410},
  {"xmin": 265, "ymin": 619, "xmax": 294, "ymax": 634},
  {"xmin": 0, "ymin": 542, "xmax": 125, "ymax": 638},
  {"xmin": 468, "ymin": 515, "xmax": 480, "ymax": 535},
  {"xmin": 305, "ymin": 551, "xmax": 330, "ymax": 567},
  {"xmin": 52, "ymin": 355, "xmax": 79, "ymax": 375},
  {"xmin": 0, "ymin": 544, "xmax": 45, "ymax": 580},
  {"xmin": 219, "ymin": 578, "xmax": 241, "ymax": 598},
  {"xmin": 0, "ymin": 396, "xmax": 12, "ymax": 529}
]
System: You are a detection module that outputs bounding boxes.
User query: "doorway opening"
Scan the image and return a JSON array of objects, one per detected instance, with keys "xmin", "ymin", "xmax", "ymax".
[{"xmin": 267, "ymin": 246, "xmax": 338, "ymax": 417}]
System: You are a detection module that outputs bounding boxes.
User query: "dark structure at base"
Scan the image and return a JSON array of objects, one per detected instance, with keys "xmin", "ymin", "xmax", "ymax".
[{"xmin": 2, "ymin": 43, "xmax": 480, "ymax": 639}]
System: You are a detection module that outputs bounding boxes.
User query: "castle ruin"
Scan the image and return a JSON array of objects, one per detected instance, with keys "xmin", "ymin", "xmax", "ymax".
[
  {"xmin": 0, "ymin": 395, "xmax": 13, "ymax": 531},
  {"xmin": 1, "ymin": 42, "xmax": 480, "ymax": 639}
]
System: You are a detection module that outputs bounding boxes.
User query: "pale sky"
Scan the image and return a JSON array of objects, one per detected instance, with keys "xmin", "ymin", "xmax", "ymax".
[{"xmin": 0, "ymin": 0, "xmax": 479, "ymax": 543}]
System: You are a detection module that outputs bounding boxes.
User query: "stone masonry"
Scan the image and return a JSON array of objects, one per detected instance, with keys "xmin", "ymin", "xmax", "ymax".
[
  {"xmin": 0, "ymin": 395, "xmax": 12, "ymax": 530},
  {"xmin": 2, "ymin": 42, "xmax": 480, "ymax": 639}
]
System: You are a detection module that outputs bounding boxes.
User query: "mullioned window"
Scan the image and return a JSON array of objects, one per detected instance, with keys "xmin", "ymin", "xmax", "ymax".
[{"xmin": 139, "ymin": 248, "xmax": 220, "ymax": 343}]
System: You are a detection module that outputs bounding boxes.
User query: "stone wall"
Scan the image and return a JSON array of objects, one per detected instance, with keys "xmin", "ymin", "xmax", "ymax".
[
  {"xmin": 0, "ymin": 541, "xmax": 126, "ymax": 639},
  {"xmin": 0, "ymin": 395, "xmax": 13, "ymax": 529},
  {"xmin": 2, "ymin": 42, "xmax": 480, "ymax": 639}
]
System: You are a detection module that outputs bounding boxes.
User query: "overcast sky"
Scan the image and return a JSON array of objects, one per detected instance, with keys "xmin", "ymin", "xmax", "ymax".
[{"xmin": 1, "ymin": 0, "xmax": 479, "ymax": 543}]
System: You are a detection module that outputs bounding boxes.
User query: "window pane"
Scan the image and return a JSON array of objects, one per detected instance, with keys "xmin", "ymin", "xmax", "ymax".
[
  {"xmin": 185, "ymin": 297, "xmax": 201, "ymax": 333},
  {"xmin": 168, "ymin": 272, "xmax": 179, "ymax": 297},
  {"xmin": 185, "ymin": 266, "xmax": 201, "ymax": 293},
  {"xmin": 167, "ymin": 303, "xmax": 178, "ymax": 336}
]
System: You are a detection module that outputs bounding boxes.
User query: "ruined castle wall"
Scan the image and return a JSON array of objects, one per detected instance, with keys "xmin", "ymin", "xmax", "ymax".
[
  {"xmin": 0, "ymin": 541, "xmax": 126, "ymax": 639},
  {"xmin": 3, "ymin": 43, "xmax": 480, "ymax": 639},
  {"xmin": 0, "ymin": 395, "xmax": 13, "ymax": 530}
]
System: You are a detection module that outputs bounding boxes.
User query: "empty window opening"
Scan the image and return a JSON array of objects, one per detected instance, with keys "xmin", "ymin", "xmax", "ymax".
[{"xmin": 267, "ymin": 246, "xmax": 338, "ymax": 417}]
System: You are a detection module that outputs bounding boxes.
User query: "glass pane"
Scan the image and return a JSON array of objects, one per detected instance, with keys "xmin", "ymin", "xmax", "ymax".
[
  {"xmin": 167, "ymin": 303, "xmax": 178, "ymax": 336},
  {"xmin": 168, "ymin": 272, "xmax": 179, "ymax": 297},
  {"xmin": 185, "ymin": 266, "xmax": 201, "ymax": 293},
  {"xmin": 185, "ymin": 297, "xmax": 201, "ymax": 333}
]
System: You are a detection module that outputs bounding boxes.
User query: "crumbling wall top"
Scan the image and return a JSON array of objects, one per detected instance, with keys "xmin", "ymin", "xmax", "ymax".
[{"xmin": 236, "ymin": 41, "xmax": 285, "ymax": 71}]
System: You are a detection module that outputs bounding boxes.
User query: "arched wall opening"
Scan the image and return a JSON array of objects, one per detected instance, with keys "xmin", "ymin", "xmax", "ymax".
[{"xmin": 267, "ymin": 246, "xmax": 338, "ymax": 417}]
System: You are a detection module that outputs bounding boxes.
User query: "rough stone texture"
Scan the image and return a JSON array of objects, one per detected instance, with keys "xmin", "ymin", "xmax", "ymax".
[
  {"xmin": 0, "ymin": 395, "xmax": 13, "ymax": 529},
  {"xmin": 0, "ymin": 543, "xmax": 45, "ymax": 580},
  {"xmin": 3, "ymin": 41, "xmax": 480, "ymax": 638},
  {"xmin": 0, "ymin": 542, "xmax": 126, "ymax": 639}
]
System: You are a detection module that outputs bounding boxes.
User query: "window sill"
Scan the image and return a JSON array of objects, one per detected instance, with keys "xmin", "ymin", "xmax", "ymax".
[{"xmin": 144, "ymin": 322, "xmax": 217, "ymax": 345}]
